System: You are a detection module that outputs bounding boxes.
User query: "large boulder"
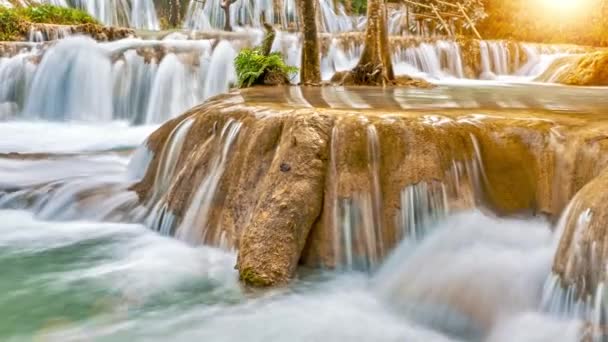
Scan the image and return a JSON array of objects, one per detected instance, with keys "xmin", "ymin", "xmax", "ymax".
[{"xmin": 132, "ymin": 87, "xmax": 608, "ymax": 286}]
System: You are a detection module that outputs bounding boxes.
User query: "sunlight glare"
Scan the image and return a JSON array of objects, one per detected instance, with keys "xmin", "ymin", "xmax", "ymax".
[
  {"xmin": 538, "ymin": 0, "xmax": 590, "ymax": 14},
  {"xmin": 541, "ymin": 0, "xmax": 579, "ymax": 11}
]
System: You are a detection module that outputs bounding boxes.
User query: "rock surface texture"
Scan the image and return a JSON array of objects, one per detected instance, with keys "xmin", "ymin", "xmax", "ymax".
[{"xmin": 132, "ymin": 86, "xmax": 608, "ymax": 286}]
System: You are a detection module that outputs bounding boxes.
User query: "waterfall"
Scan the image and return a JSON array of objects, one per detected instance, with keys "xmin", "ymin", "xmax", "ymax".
[
  {"xmin": 398, "ymin": 182, "xmax": 449, "ymax": 242},
  {"xmin": 145, "ymin": 53, "xmax": 201, "ymax": 124},
  {"xmin": 321, "ymin": 38, "xmax": 360, "ymax": 80},
  {"xmin": 183, "ymin": 0, "xmax": 359, "ymax": 32},
  {"xmin": 144, "ymin": 117, "xmax": 196, "ymax": 234},
  {"xmin": 392, "ymin": 40, "xmax": 465, "ymax": 79},
  {"xmin": 130, "ymin": 0, "xmax": 159, "ymax": 30},
  {"xmin": 479, "ymin": 41, "xmax": 495, "ymax": 79},
  {"xmin": 176, "ymin": 119, "xmax": 242, "ymax": 244},
  {"xmin": 0, "ymin": 34, "xmax": 585, "ymax": 127},
  {"xmin": 3, "ymin": 37, "xmax": 236, "ymax": 124},
  {"xmin": 318, "ymin": 0, "xmax": 353, "ymax": 33},
  {"xmin": 375, "ymin": 211, "xmax": 556, "ymax": 340},
  {"xmin": 328, "ymin": 124, "xmax": 386, "ymax": 270},
  {"xmin": 26, "ymin": 0, "xmax": 159, "ymax": 30},
  {"xmin": 202, "ymin": 40, "xmax": 237, "ymax": 100},
  {"xmin": 23, "ymin": 37, "xmax": 114, "ymax": 122},
  {"xmin": 184, "ymin": 0, "xmax": 276, "ymax": 31}
]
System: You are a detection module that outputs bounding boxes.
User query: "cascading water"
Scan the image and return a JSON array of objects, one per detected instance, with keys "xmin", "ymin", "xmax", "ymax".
[
  {"xmin": 0, "ymin": 36, "xmax": 236, "ymax": 124},
  {"xmin": 176, "ymin": 119, "xmax": 242, "ymax": 245},
  {"xmin": 375, "ymin": 211, "xmax": 581, "ymax": 341},
  {"xmin": 2, "ymin": 2, "xmax": 607, "ymax": 341},
  {"xmin": 0, "ymin": 33, "xmax": 583, "ymax": 125},
  {"xmin": 2, "ymin": 84, "xmax": 607, "ymax": 341},
  {"xmin": 20, "ymin": 0, "xmax": 159, "ymax": 29},
  {"xmin": 183, "ymin": 0, "xmax": 356, "ymax": 33}
]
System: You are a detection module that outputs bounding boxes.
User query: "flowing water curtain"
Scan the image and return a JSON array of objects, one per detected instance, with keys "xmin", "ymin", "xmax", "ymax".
[
  {"xmin": 183, "ymin": 0, "xmax": 357, "ymax": 32},
  {"xmin": 184, "ymin": 0, "xmax": 275, "ymax": 30},
  {"xmin": 318, "ymin": 0, "xmax": 354, "ymax": 33},
  {"xmin": 27, "ymin": 0, "xmax": 160, "ymax": 29},
  {"xmin": 11, "ymin": 37, "xmax": 237, "ymax": 124},
  {"xmin": 23, "ymin": 37, "xmax": 114, "ymax": 121}
]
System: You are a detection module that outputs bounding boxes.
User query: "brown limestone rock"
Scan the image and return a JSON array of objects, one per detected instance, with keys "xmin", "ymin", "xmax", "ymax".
[
  {"xmin": 539, "ymin": 51, "xmax": 608, "ymax": 86},
  {"xmin": 553, "ymin": 168, "xmax": 608, "ymax": 298},
  {"xmin": 131, "ymin": 87, "xmax": 608, "ymax": 287},
  {"xmin": 237, "ymin": 112, "xmax": 333, "ymax": 286}
]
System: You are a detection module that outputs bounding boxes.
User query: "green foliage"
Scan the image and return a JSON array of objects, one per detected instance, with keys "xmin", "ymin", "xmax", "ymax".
[
  {"xmin": 351, "ymin": 0, "xmax": 367, "ymax": 15},
  {"xmin": 0, "ymin": 8, "xmax": 24, "ymax": 41},
  {"xmin": 0, "ymin": 4, "xmax": 98, "ymax": 41},
  {"xmin": 16, "ymin": 4, "xmax": 98, "ymax": 25},
  {"xmin": 234, "ymin": 48, "xmax": 298, "ymax": 88}
]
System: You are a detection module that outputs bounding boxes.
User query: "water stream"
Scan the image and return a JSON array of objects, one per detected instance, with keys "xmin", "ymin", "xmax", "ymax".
[
  {"xmin": 0, "ymin": 1, "xmax": 605, "ymax": 341},
  {"xmin": 0, "ymin": 84, "xmax": 602, "ymax": 341}
]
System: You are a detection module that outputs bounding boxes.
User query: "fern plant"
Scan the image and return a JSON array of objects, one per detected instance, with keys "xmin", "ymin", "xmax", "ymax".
[{"xmin": 234, "ymin": 47, "xmax": 298, "ymax": 88}]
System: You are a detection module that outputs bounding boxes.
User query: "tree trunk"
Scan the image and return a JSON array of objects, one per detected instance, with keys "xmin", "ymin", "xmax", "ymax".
[
  {"xmin": 344, "ymin": 0, "xmax": 352, "ymax": 15},
  {"xmin": 299, "ymin": 0, "xmax": 321, "ymax": 84},
  {"xmin": 221, "ymin": 0, "xmax": 237, "ymax": 31},
  {"xmin": 261, "ymin": 22, "xmax": 276, "ymax": 56},
  {"xmin": 351, "ymin": 0, "xmax": 394, "ymax": 85},
  {"xmin": 169, "ymin": 0, "xmax": 181, "ymax": 28}
]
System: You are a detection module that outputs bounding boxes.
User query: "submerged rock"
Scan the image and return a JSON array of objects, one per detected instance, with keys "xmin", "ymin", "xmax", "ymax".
[{"xmin": 132, "ymin": 87, "xmax": 608, "ymax": 286}]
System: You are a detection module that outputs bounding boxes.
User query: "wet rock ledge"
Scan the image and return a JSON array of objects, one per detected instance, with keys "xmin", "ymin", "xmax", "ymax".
[{"xmin": 132, "ymin": 86, "xmax": 608, "ymax": 287}]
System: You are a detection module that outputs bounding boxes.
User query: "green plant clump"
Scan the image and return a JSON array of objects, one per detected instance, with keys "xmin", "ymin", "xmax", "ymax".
[
  {"xmin": 234, "ymin": 47, "xmax": 298, "ymax": 88},
  {"xmin": 0, "ymin": 4, "xmax": 98, "ymax": 41},
  {"xmin": 351, "ymin": 0, "xmax": 367, "ymax": 15},
  {"xmin": 0, "ymin": 8, "xmax": 25, "ymax": 41},
  {"xmin": 16, "ymin": 4, "xmax": 98, "ymax": 25}
]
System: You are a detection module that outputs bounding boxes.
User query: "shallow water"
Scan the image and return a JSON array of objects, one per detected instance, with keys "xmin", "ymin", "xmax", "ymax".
[
  {"xmin": 0, "ymin": 208, "xmax": 582, "ymax": 342},
  {"xmin": 0, "ymin": 76, "xmax": 597, "ymax": 341}
]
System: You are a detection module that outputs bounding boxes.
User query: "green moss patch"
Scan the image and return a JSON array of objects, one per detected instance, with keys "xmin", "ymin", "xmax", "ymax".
[{"xmin": 0, "ymin": 4, "xmax": 98, "ymax": 41}]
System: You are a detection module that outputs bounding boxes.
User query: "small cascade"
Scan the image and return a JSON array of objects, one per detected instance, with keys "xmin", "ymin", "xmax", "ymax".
[
  {"xmin": 23, "ymin": 37, "xmax": 114, "ymax": 121},
  {"xmin": 0, "ymin": 34, "xmax": 587, "ymax": 128},
  {"xmin": 393, "ymin": 42, "xmax": 452, "ymax": 78},
  {"xmin": 27, "ymin": 0, "xmax": 159, "ymax": 30},
  {"xmin": 0, "ymin": 154, "xmax": 143, "ymax": 222},
  {"xmin": 318, "ymin": 0, "xmax": 354, "ymax": 33},
  {"xmin": 183, "ymin": 0, "xmax": 357, "ymax": 33},
  {"xmin": 144, "ymin": 53, "xmax": 201, "ymax": 124},
  {"xmin": 141, "ymin": 118, "xmax": 196, "ymax": 235},
  {"xmin": 202, "ymin": 40, "xmax": 238, "ymax": 100},
  {"xmin": 320, "ymin": 38, "xmax": 360, "ymax": 80},
  {"xmin": 28, "ymin": 25, "xmax": 72, "ymax": 42},
  {"xmin": 375, "ymin": 211, "xmax": 556, "ymax": 340},
  {"xmin": 391, "ymin": 39, "xmax": 526, "ymax": 80},
  {"xmin": 397, "ymin": 181, "xmax": 449, "ymax": 242},
  {"xmin": 130, "ymin": 0, "xmax": 159, "ymax": 30},
  {"xmin": 329, "ymin": 123, "xmax": 386, "ymax": 270},
  {"xmin": 184, "ymin": 0, "xmax": 281, "ymax": 31},
  {"xmin": 176, "ymin": 119, "xmax": 242, "ymax": 244},
  {"xmin": 1, "ymin": 37, "xmax": 236, "ymax": 124}
]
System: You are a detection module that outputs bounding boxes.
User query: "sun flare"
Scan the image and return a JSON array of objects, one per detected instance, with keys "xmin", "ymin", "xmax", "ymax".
[
  {"xmin": 542, "ymin": 0, "xmax": 579, "ymax": 11},
  {"xmin": 538, "ymin": 0, "xmax": 593, "ymax": 14}
]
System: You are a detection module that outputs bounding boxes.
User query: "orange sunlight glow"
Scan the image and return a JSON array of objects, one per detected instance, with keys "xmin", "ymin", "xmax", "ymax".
[
  {"xmin": 540, "ymin": 0, "xmax": 579, "ymax": 11},
  {"xmin": 537, "ymin": 0, "xmax": 594, "ymax": 16}
]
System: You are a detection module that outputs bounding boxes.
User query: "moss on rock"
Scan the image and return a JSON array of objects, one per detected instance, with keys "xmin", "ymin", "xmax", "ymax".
[{"xmin": 0, "ymin": 5, "xmax": 132, "ymax": 41}]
